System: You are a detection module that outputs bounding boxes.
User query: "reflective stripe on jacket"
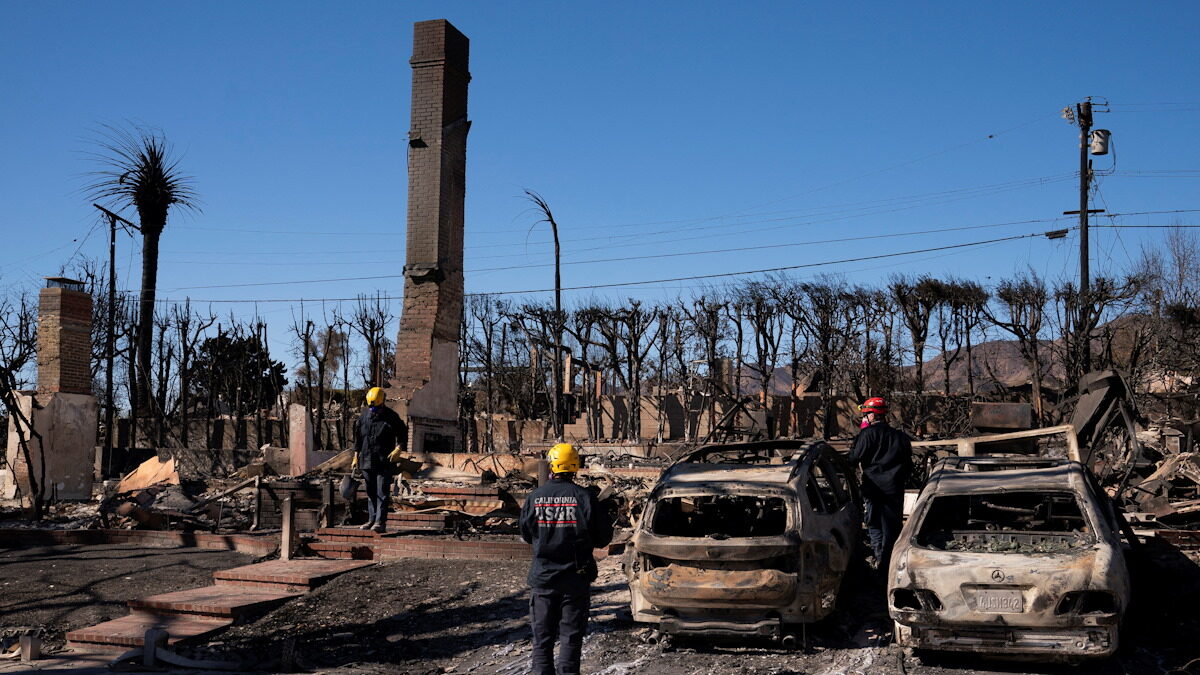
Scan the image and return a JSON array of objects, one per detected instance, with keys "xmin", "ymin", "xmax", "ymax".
[{"xmin": 519, "ymin": 477, "xmax": 614, "ymax": 591}]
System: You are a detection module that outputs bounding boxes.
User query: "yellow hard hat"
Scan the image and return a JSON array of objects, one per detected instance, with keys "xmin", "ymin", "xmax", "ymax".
[
  {"xmin": 366, "ymin": 387, "xmax": 385, "ymax": 406},
  {"xmin": 547, "ymin": 443, "xmax": 580, "ymax": 474}
]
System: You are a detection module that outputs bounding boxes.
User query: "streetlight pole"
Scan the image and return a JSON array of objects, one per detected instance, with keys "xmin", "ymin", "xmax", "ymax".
[
  {"xmin": 551, "ymin": 214, "xmax": 562, "ymax": 441},
  {"xmin": 524, "ymin": 190, "xmax": 564, "ymax": 440}
]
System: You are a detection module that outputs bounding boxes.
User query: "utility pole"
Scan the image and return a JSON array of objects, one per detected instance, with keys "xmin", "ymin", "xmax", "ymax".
[
  {"xmin": 1077, "ymin": 99, "xmax": 1093, "ymax": 374},
  {"xmin": 92, "ymin": 204, "xmax": 138, "ymax": 474},
  {"xmin": 1062, "ymin": 98, "xmax": 1110, "ymax": 375},
  {"xmin": 1077, "ymin": 99, "xmax": 1092, "ymax": 308}
]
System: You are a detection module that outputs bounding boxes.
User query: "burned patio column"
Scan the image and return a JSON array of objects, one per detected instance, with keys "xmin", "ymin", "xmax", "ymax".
[{"xmin": 390, "ymin": 20, "xmax": 470, "ymax": 453}]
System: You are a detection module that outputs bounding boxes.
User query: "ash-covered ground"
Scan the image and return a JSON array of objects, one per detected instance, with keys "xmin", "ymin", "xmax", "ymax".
[
  {"xmin": 0, "ymin": 543, "xmax": 254, "ymax": 651},
  {"xmin": 3, "ymin": 539, "xmax": 1199, "ymax": 674},
  {"xmin": 195, "ymin": 540, "xmax": 1200, "ymax": 675}
]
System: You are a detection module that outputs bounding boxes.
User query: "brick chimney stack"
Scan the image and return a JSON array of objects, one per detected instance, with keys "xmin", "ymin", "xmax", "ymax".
[
  {"xmin": 3, "ymin": 277, "xmax": 98, "ymax": 503},
  {"xmin": 37, "ymin": 277, "xmax": 93, "ymax": 395},
  {"xmin": 390, "ymin": 20, "xmax": 470, "ymax": 451}
]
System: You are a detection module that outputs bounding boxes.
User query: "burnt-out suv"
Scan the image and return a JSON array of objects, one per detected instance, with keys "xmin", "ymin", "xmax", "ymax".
[
  {"xmin": 889, "ymin": 456, "xmax": 1130, "ymax": 660},
  {"xmin": 624, "ymin": 440, "xmax": 860, "ymax": 642}
]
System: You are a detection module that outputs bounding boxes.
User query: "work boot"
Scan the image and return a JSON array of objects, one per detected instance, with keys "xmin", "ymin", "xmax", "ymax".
[
  {"xmin": 372, "ymin": 521, "xmax": 387, "ymax": 534},
  {"xmin": 360, "ymin": 521, "xmax": 375, "ymax": 530}
]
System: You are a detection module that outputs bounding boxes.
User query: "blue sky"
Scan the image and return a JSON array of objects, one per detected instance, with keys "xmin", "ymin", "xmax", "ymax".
[{"xmin": 2, "ymin": 1, "xmax": 1198, "ymax": 364}]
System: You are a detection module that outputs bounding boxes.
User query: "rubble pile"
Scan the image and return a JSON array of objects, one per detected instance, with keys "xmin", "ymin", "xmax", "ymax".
[
  {"xmin": 92, "ymin": 451, "xmax": 271, "ymax": 532},
  {"xmin": 1068, "ymin": 370, "xmax": 1200, "ymax": 533}
]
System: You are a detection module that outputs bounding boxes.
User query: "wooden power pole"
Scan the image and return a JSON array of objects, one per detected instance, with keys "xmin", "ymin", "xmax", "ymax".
[{"xmin": 92, "ymin": 204, "xmax": 138, "ymax": 473}]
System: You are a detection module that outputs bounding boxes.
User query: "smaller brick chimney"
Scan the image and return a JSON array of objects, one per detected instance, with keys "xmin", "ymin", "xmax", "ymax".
[{"xmin": 37, "ymin": 277, "xmax": 93, "ymax": 395}]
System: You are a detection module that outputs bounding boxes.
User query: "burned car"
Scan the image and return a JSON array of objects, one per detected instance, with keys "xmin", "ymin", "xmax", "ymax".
[
  {"xmin": 889, "ymin": 456, "xmax": 1130, "ymax": 660},
  {"xmin": 624, "ymin": 440, "xmax": 860, "ymax": 642}
]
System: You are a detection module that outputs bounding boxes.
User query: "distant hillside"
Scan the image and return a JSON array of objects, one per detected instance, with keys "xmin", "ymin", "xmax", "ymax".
[
  {"xmin": 919, "ymin": 339, "xmax": 1065, "ymax": 394},
  {"xmin": 729, "ymin": 338, "xmax": 1064, "ymax": 397},
  {"xmin": 723, "ymin": 315, "xmax": 1152, "ymax": 397}
]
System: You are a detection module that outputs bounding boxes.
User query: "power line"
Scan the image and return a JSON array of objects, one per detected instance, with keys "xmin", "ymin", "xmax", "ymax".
[
  {"xmin": 151, "ymin": 209, "xmax": 1200, "ymax": 284},
  {"xmin": 148, "ymin": 228, "xmax": 1064, "ymax": 303},
  {"xmin": 139, "ymin": 240, "xmax": 1003, "ymax": 310},
  {"xmin": 162, "ymin": 218, "xmax": 1060, "ymax": 272},
  {"xmin": 161, "ymin": 220, "xmax": 1060, "ymax": 290},
  {"xmin": 478, "ymin": 171, "xmax": 1076, "ymax": 238},
  {"xmin": 165, "ymin": 172, "xmax": 1077, "ymax": 254},
  {"xmin": 1094, "ymin": 224, "xmax": 1200, "ymax": 228},
  {"xmin": 141, "ymin": 212, "xmax": 1199, "ymax": 292}
]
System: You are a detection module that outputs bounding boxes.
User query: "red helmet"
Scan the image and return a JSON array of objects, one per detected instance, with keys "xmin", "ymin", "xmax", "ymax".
[{"xmin": 859, "ymin": 396, "xmax": 888, "ymax": 415}]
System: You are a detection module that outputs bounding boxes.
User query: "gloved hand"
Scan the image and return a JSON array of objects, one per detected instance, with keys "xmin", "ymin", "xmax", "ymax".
[
  {"xmin": 351, "ymin": 453, "xmax": 359, "ymax": 470},
  {"xmin": 387, "ymin": 445, "xmax": 405, "ymax": 464}
]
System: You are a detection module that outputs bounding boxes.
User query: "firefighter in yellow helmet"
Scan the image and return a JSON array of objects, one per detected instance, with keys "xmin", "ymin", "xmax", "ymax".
[
  {"xmin": 519, "ymin": 443, "xmax": 613, "ymax": 675},
  {"xmin": 352, "ymin": 386, "xmax": 407, "ymax": 532}
]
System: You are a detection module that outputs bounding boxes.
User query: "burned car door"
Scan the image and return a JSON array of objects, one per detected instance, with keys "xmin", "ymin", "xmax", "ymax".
[{"xmin": 800, "ymin": 451, "xmax": 858, "ymax": 573}]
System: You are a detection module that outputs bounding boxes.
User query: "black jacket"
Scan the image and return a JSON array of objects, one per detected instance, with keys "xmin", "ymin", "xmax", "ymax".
[
  {"xmin": 848, "ymin": 421, "xmax": 912, "ymax": 495},
  {"xmin": 354, "ymin": 406, "xmax": 407, "ymax": 474},
  {"xmin": 519, "ymin": 476, "xmax": 614, "ymax": 591}
]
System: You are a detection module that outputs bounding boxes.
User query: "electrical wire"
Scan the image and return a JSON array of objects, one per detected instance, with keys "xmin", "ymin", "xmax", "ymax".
[
  {"xmin": 165, "ymin": 171, "xmax": 1078, "ymax": 256},
  {"xmin": 161, "ymin": 218, "xmax": 1061, "ymax": 271},
  {"xmin": 146, "ymin": 228, "xmax": 1065, "ymax": 302},
  {"xmin": 152, "ymin": 210, "xmax": 1200, "ymax": 284}
]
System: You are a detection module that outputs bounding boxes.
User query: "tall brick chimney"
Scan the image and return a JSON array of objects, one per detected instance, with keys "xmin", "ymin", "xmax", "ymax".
[
  {"xmin": 390, "ymin": 20, "xmax": 469, "ymax": 452},
  {"xmin": 38, "ymin": 277, "xmax": 93, "ymax": 394},
  {"xmin": 2, "ymin": 276, "xmax": 97, "ymax": 503}
]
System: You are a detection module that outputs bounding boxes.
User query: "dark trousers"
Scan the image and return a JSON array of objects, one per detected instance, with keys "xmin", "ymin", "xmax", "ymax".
[
  {"xmin": 362, "ymin": 470, "xmax": 391, "ymax": 525},
  {"xmin": 863, "ymin": 482, "xmax": 903, "ymax": 570},
  {"xmin": 530, "ymin": 586, "xmax": 590, "ymax": 675}
]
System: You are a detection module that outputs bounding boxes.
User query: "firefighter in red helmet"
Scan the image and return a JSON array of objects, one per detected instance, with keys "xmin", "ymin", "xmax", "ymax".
[{"xmin": 849, "ymin": 396, "xmax": 912, "ymax": 572}]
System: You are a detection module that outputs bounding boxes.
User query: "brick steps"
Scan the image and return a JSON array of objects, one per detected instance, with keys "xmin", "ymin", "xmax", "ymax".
[
  {"xmin": 67, "ymin": 559, "xmax": 373, "ymax": 651},
  {"xmin": 371, "ymin": 538, "xmax": 530, "ymax": 561},
  {"xmin": 304, "ymin": 528, "xmax": 532, "ymax": 562},
  {"xmin": 66, "ymin": 612, "xmax": 231, "ymax": 651},
  {"xmin": 386, "ymin": 512, "xmax": 457, "ymax": 531},
  {"xmin": 212, "ymin": 559, "xmax": 374, "ymax": 589},
  {"xmin": 315, "ymin": 526, "xmax": 401, "ymax": 540},
  {"xmin": 394, "ymin": 499, "xmax": 507, "ymax": 515},
  {"xmin": 307, "ymin": 542, "xmax": 375, "ymax": 560},
  {"xmin": 127, "ymin": 585, "xmax": 302, "ymax": 619},
  {"xmin": 408, "ymin": 486, "xmax": 509, "ymax": 515},
  {"xmin": 418, "ymin": 486, "xmax": 501, "ymax": 498}
]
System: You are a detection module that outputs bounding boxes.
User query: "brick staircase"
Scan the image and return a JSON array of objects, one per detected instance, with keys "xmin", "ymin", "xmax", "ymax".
[
  {"xmin": 305, "ymin": 526, "xmax": 531, "ymax": 562},
  {"xmin": 409, "ymin": 485, "xmax": 508, "ymax": 515},
  {"xmin": 66, "ymin": 559, "xmax": 372, "ymax": 651}
]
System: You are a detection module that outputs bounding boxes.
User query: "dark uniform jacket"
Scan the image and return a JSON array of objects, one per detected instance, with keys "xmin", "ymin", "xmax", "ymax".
[
  {"xmin": 848, "ymin": 421, "xmax": 912, "ymax": 495},
  {"xmin": 520, "ymin": 477, "xmax": 614, "ymax": 592},
  {"xmin": 354, "ymin": 406, "xmax": 407, "ymax": 474}
]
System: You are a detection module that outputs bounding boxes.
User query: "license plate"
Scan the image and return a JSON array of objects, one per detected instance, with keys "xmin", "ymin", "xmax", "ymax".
[{"xmin": 976, "ymin": 589, "xmax": 1024, "ymax": 613}]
